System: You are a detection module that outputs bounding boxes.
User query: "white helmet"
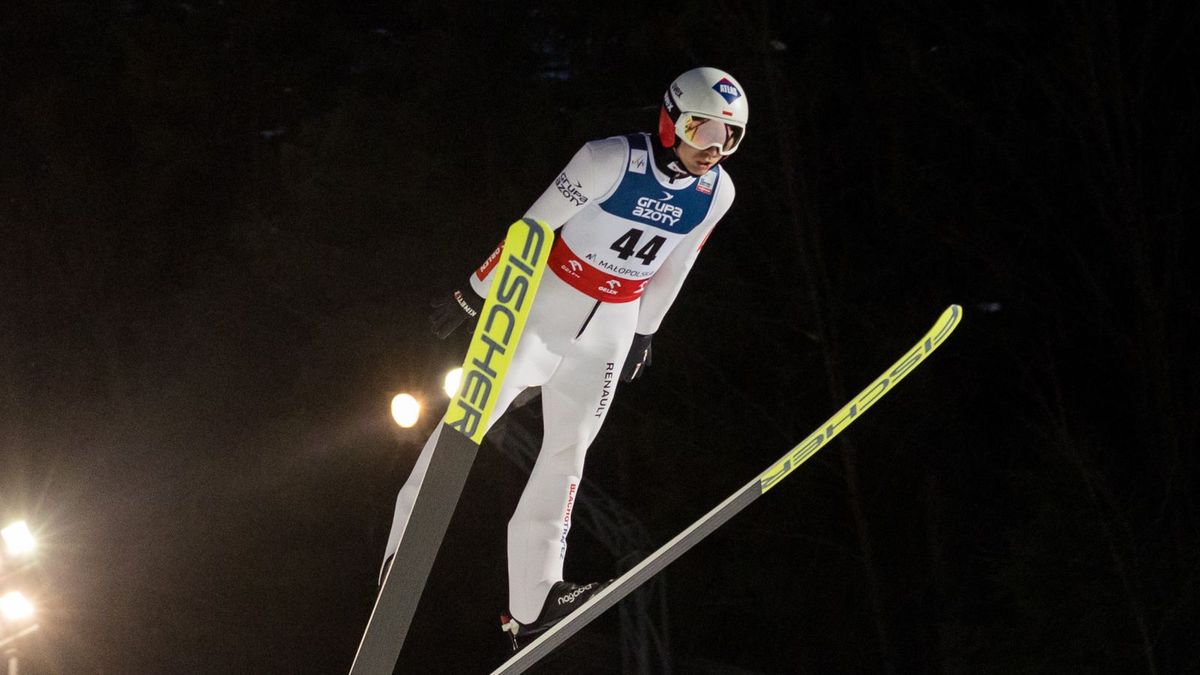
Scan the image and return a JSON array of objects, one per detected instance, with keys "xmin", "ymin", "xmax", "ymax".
[{"xmin": 658, "ymin": 67, "xmax": 748, "ymax": 156}]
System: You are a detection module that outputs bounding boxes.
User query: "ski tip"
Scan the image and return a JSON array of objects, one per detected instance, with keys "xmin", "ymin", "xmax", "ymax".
[{"xmin": 942, "ymin": 304, "xmax": 964, "ymax": 330}]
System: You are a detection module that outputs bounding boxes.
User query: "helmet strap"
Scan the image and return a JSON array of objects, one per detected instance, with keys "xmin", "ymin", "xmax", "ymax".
[{"xmin": 650, "ymin": 135, "xmax": 694, "ymax": 182}]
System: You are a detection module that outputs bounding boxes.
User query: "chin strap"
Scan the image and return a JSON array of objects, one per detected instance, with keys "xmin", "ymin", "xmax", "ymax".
[{"xmin": 651, "ymin": 137, "xmax": 693, "ymax": 182}]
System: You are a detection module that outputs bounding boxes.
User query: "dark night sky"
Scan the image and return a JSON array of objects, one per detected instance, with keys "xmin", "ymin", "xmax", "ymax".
[{"xmin": 2, "ymin": 1, "xmax": 1197, "ymax": 674}]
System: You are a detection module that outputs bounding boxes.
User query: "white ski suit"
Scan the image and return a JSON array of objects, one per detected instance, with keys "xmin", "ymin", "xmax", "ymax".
[{"xmin": 384, "ymin": 132, "xmax": 735, "ymax": 623}]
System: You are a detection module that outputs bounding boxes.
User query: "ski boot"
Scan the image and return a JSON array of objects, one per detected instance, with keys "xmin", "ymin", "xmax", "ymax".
[{"xmin": 499, "ymin": 580, "xmax": 610, "ymax": 651}]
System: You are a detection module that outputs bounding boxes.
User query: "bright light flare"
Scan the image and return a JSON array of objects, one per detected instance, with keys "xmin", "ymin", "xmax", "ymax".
[
  {"xmin": 390, "ymin": 393, "xmax": 421, "ymax": 428},
  {"xmin": 443, "ymin": 368, "xmax": 463, "ymax": 398},
  {"xmin": 2, "ymin": 521, "xmax": 35, "ymax": 558},
  {"xmin": 0, "ymin": 591, "xmax": 34, "ymax": 622}
]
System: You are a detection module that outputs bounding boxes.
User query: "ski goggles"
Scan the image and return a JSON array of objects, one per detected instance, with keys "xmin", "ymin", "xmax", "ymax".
[{"xmin": 675, "ymin": 113, "xmax": 745, "ymax": 155}]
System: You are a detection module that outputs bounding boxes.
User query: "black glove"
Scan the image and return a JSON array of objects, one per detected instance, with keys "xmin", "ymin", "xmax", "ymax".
[
  {"xmin": 430, "ymin": 287, "xmax": 483, "ymax": 339},
  {"xmin": 621, "ymin": 333, "xmax": 654, "ymax": 382}
]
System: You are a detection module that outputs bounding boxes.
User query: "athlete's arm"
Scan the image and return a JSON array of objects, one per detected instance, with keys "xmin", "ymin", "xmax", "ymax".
[
  {"xmin": 634, "ymin": 171, "xmax": 736, "ymax": 335},
  {"xmin": 468, "ymin": 138, "xmax": 626, "ymax": 298}
]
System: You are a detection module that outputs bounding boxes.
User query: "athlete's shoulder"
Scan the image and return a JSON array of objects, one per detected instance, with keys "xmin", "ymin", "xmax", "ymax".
[
  {"xmin": 705, "ymin": 166, "xmax": 735, "ymax": 219},
  {"xmin": 579, "ymin": 135, "xmax": 633, "ymax": 167},
  {"xmin": 564, "ymin": 136, "xmax": 632, "ymax": 196},
  {"xmin": 714, "ymin": 166, "xmax": 736, "ymax": 201}
]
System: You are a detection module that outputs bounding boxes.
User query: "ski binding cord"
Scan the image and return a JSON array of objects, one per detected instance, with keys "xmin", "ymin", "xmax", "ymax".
[{"xmin": 500, "ymin": 614, "xmax": 521, "ymax": 651}]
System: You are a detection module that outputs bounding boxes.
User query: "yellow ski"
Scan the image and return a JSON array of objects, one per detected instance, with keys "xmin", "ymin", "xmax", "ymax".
[
  {"xmin": 492, "ymin": 305, "xmax": 963, "ymax": 675},
  {"xmin": 350, "ymin": 218, "xmax": 552, "ymax": 675}
]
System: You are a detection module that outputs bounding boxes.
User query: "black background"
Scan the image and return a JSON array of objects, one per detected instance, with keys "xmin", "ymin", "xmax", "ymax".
[{"xmin": 1, "ymin": 1, "xmax": 1197, "ymax": 673}]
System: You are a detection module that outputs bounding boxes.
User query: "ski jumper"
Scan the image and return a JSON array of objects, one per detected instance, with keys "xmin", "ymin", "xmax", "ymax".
[{"xmin": 383, "ymin": 132, "xmax": 736, "ymax": 623}]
